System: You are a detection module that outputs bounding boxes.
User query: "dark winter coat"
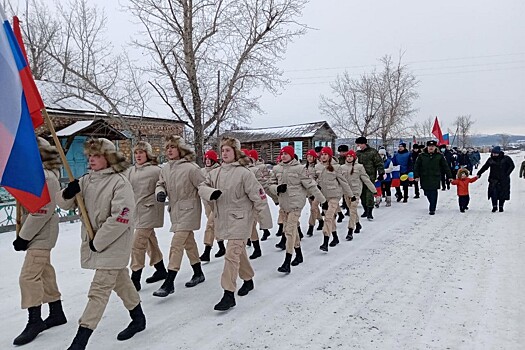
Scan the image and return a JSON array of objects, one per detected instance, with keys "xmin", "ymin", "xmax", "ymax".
[
  {"xmin": 442, "ymin": 149, "xmax": 455, "ymax": 169},
  {"xmin": 413, "ymin": 149, "xmax": 452, "ymax": 191},
  {"xmin": 410, "ymin": 150, "xmax": 421, "ymax": 167},
  {"xmin": 392, "ymin": 149, "xmax": 413, "ymax": 174},
  {"xmin": 356, "ymin": 145, "xmax": 385, "ymax": 181},
  {"xmin": 477, "ymin": 153, "xmax": 515, "ymax": 200},
  {"xmin": 520, "ymin": 160, "xmax": 525, "ymax": 178},
  {"xmin": 456, "ymin": 153, "xmax": 472, "ymax": 170}
]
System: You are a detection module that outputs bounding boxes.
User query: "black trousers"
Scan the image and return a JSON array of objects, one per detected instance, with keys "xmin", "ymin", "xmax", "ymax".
[
  {"xmin": 490, "ymin": 187, "xmax": 506, "ymax": 208},
  {"xmin": 381, "ymin": 181, "xmax": 391, "ymax": 196},
  {"xmin": 395, "ymin": 179, "xmax": 409, "ymax": 199},
  {"xmin": 458, "ymin": 195, "xmax": 470, "ymax": 210},
  {"xmin": 424, "ymin": 189, "xmax": 438, "ymax": 212},
  {"xmin": 411, "ymin": 180, "xmax": 420, "ymax": 196},
  {"xmin": 440, "ymin": 173, "xmax": 451, "ymax": 190}
]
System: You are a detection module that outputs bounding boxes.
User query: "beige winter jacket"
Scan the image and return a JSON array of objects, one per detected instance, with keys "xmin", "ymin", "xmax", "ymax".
[
  {"xmin": 268, "ymin": 159, "xmax": 326, "ymax": 211},
  {"xmin": 126, "ymin": 162, "xmax": 164, "ymax": 229},
  {"xmin": 19, "ymin": 169, "xmax": 60, "ymax": 250},
  {"xmin": 156, "ymin": 159, "xmax": 204, "ymax": 232},
  {"xmin": 340, "ymin": 161, "xmax": 377, "ymax": 197},
  {"xmin": 198, "ymin": 162, "xmax": 273, "ymax": 240},
  {"xmin": 56, "ymin": 168, "xmax": 135, "ymax": 270},
  {"xmin": 315, "ymin": 162, "xmax": 354, "ymax": 199},
  {"xmin": 249, "ymin": 161, "xmax": 270, "ymax": 188},
  {"xmin": 201, "ymin": 163, "xmax": 220, "ymax": 216}
]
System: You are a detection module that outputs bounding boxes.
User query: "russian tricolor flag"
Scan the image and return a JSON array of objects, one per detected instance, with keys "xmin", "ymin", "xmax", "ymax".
[{"xmin": 0, "ymin": 6, "xmax": 49, "ymax": 213}]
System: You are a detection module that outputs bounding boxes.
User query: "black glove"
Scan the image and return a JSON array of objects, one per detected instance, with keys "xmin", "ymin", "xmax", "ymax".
[
  {"xmin": 13, "ymin": 237, "xmax": 29, "ymax": 251},
  {"xmin": 277, "ymin": 184, "xmax": 287, "ymax": 194},
  {"xmin": 89, "ymin": 240, "xmax": 97, "ymax": 252},
  {"xmin": 62, "ymin": 179, "xmax": 80, "ymax": 200},
  {"xmin": 321, "ymin": 201, "xmax": 329, "ymax": 210},
  {"xmin": 351, "ymin": 196, "xmax": 357, "ymax": 202},
  {"xmin": 309, "ymin": 196, "xmax": 315, "ymax": 201},
  {"xmin": 317, "ymin": 185, "xmax": 322, "ymax": 190},
  {"xmin": 377, "ymin": 174, "xmax": 384, "ymax": 182},
  {"xmin": 156, "ymin": 191, "xmax": 167, "ymax": 202},
  {"xmin": 210, "ymin": 190, "xmax": 222, "ymax": 200}
]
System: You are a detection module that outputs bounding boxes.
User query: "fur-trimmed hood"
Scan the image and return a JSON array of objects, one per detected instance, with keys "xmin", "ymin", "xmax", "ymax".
[
  {"xmin": 134, "ymin": 140, "xmax": 158, "ymax": 165},
  {"xmin": 84, "ymin": 138, "xmax": 130, "ymax": 173},
  {"xmin": 164, "ymin": 135, "xmax": 196, "ymax": 161},
  {"xmin": 220, "ymin": 136, "xmax": 250, "ymax": 166},
  {"xmin": 37, "ymin": 137, "xmax": 62, "ymax": 171},
  {"xmin": 457, "ymin": 168, "xmax": 470, "ymax": 177}
]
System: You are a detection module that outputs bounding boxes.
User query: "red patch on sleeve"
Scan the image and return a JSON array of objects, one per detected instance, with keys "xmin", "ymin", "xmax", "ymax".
[
  {"xmin": 259, "ymin": 188, "xmax": 267, "ymax": 200},
  {"xmin": 116, "ymin": 207, "xmax": 130, "ymax": 224}
]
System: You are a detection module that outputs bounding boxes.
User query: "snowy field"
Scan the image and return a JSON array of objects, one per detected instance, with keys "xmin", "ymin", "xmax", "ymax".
[{"xmin": 1, "ymin": 152, "xmax": 524, "ymax": 350}]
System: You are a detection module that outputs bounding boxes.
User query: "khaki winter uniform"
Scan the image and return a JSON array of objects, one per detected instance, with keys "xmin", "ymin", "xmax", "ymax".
[
  {"xmin": 18, "ymin": 169, "xmax": 62, "ymax": 309},
  {"xmin": 248, "ymin": 161, "xmax": 270, "ymax": 241},
  {"xmin": 315, "ymin": 162, "xmax": 353, "ymax": 236},
  {"xmin": 126, "ymin": 162, "xmax": 165, "ymax": 271},
  {"xmin": 199, "ymin": 162, "xmax": 272, "ymax": 292},
  {"xmin": 304, "ymin": 163, "xmax": 322, "ymax": 226},
  {"xmin": 356, "ymin": 146, "xmax": 384, "ymax": 207},
  {"xmin": 201, "ymin": 164, "xmax": 221, "ymax": 246},
  {"xmin": 269, "ymin": 159, "xmax": 325, "ymax": 253},
  {"xmin": 340, "ymin": 161, "xmax": 377, "ymax": 229},
  {"xmin": 156, "ymin": 159, "xmax": 204, "ymax": 271},
  {"xmin": 56, "ymin": 167, "xmax": 140, "ymax": 330}
]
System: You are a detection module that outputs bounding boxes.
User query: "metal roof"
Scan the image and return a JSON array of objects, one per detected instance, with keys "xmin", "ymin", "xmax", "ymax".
[{"xmin": 224, "ymin": 121, "xmax": 335, "ymax": 143}]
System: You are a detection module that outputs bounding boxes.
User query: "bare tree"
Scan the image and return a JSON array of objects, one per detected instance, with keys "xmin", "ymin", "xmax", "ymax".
[
  {"xmin": 127, "ymin": 0, "xmax": 307, "ymax": 164},
  {"xmin": 411, "ymin": 116, "xmax": 434, "ymax": 141},
  {"xmin": 453, "ymin": 115, "xmax": 475, "ymax": 148},
  {"xmin": 499, "ymin": 134, "xmax": 511, "ymax": 149}
]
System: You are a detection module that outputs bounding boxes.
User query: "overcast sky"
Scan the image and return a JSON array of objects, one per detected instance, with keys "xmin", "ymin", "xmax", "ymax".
[{"xmin": 35, "ymin": 0, "xmax": 525, "ymax": 135}]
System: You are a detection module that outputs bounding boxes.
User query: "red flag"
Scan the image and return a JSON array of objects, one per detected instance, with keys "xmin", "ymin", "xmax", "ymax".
[
  {"xmin": 432, "ymin": 117, "xmax": 445, "ymax": 145},
  {"xmin": 12, "ymin": 16, "xmax": 45, "ymax": 128}
]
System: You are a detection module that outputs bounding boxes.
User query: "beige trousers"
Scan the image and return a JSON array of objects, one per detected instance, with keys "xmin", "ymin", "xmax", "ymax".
[
  {"xmin": 277, "ymin": 208, "xmax": 285, "ymax": 224},
  {"xmin": 130, "ymin": 228, "xmax": 163, "ymax": 271},
  {"xmin": 168, "ymin": 231, "xmax": 200, "ymax": 271},
  {"xmin": 344, "ymin": 195, "xmax": 360, "ymax": 229},
  {"xmin": 19, "ymin": 249, "xmax": 61, "ymax": 309},
  {"xmin": 79, "ymin": 268, "xmax": 140, "ymax": 330},
  {"xmin": 323, "ymin": 198, "xmax": 340, "ymax": 236},
  {"xmin": 283, "ymin": 210, "xmax": 302, "ymax": 254},
  {"xmin": 203, "ymin": 207, "xmax": 218, "ymax": 247},
  {"xmin": 308, "ymin": 198, "xmax": 322, "ymax": 226},
  {"xmin": 221, "ymin": 240, "xmax": 255, "ymax": 292},
  {"xmin": 250, "ymin": 213, "xmax": 260, "ymax": 241}
]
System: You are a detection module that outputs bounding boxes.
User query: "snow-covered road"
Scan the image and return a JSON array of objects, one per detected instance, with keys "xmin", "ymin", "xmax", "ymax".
[{"xmin": 1, "ymin": 153, "xmax": 524, "ymax": 349}]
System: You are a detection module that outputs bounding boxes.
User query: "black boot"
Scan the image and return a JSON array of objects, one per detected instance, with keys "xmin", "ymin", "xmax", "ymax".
[
  {"xmin": 361, "ymin": 208, "xmax": 368, "ymax": 218},
  {"xmin": 43, "ymin": 300, "xmax": 67, "ymax": 329},
  {"xmin": 246, "ymin": 239, "xmax": 252, "ymax": 247},
  {"xmin": 298, "ymin": 226, "xmax": 304, "ymax": 240},
  {"xmin": 291, "ymin": 247, "xmax": 303, "ymax": 266},
  {"xmin": 276, "ymin": 223, "xmax": 284, "ymax": 236},
  {"xmin": 354, "ymin": 222, "xmax": 362, "ymax": 233},
  {"xmin": 277, "ymin": 253, "xmax": 292, "ymax": 274},
  {"xmin": 145, "ymin": 261, "xmax": 167, "ymax": 284},
  {"xmin": 13, "ymin": 306, "xmax": 47, "ymax": 345},
  {"xmin": 237, "ymin": 279, "xmax": 254, "ymax": 296},
  {"xmin": 346, "ymin": 228, "xmax": 354, "ymax": 241},
  {"xmin": 337, "ymin": 212, "xmax": 345, "ymax": 223},
  {"xmin": 316, "ymin": 219, "xmax": 324, "ymax": 231},
  {"xmin": 345, "ymin": 208, "xmax": 350, "ymax": 216},
  {"xmin": 152, "ymin": 270, "xmax": 177, "ymax": 297},
  {"xmin": 214, "ymin": 290, "xmax": 236, "ymax": 311},
  {"xmin": 131, "ymin": 269, "xmax": 142, "ymax": 291},
  {"xmin": 499, "ymin": 206, "xmax": 504, "ymax": 212},
  {"xmin": 367, "ymin": 207, "xmax": 374, "ymax": 220},
  {"xmin": 319, "ymin": 235, "xmax": 329, "ymax": 252},
  {"xmin": 306, "ymin": 225, "xmax": 314, "ymax": 237},
  {"xmin": 200, "ymin": 245, "xmax": 212, "ymax": 262},
  {"xmin": 67, "ymin": 326, "xmax": 93, "ymax": 350},
  {"xmin": 261, "ymin": 229, "xmax": 271, "ymax": 241},
  {"xmin": 275, "ymin": 234, "xmax": 286, "ymax": 250},
  {"xmin": 215, "ymin": 241, "xmax": 226, "ymax": 258},
  {"xmin": 185, "ymin": 263, "xmax": 205, "ymax": 287},
  {"xmin": 329, "ymin": 232, "xmax": 339, "ymax": 247},
  {"xmin": 492, "ymin": 206, "xmax": 497, "ymax": 213},
  {"xmin": 117, "ymin": 303, "xmax": 146, "ymax": 341},
  {"xmin": 249, "ymin": 240, "xmax": 262, "ymax": 259}
]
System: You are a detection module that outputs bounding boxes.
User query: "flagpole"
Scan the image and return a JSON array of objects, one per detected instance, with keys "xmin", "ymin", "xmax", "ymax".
[
  {"xmin": 42, "ymin": 108, "xmax": 95, "ymax": 240},
  {"xmin": 16, "ymin": 200, "xmax": 22, "ymax": 236}
]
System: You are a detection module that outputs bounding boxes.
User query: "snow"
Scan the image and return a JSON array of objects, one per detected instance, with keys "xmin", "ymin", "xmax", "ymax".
[
  {"xmin": 1, "ymin": 153, "xmax": 524, "ymax": 349},
  {"xmin": 55, "ymin": 121, "xmax": 95, "ymax": 137}
]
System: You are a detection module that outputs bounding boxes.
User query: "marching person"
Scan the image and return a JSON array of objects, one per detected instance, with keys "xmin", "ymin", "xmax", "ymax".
[
  {"xmin": 269, "ymin": 146, "xmax": 325, "ymax": 273},
  {"xmin": 316, "ymin": 146, "xmax": 354, "ymax": 251},
  {"xmin": 126, "ymin": 141, "xmax": 167, "ymax": 291},
  {"xmin": 355, "ymin": 137, "xmax": 384, "ymax": 220},
  {"xmin": 520, "ymin": 155, "xmax": 525, "ymax": 179},
  {"xmin": 304, "ymin": 149, "xmax": 323, "ymax": 236},
  {"xmin": 413, "ymin": 140, "xmax": 452, "ymax": 215},
  {"xmin": 199, "ymin": 137, "xmax": 272, "ymax": 311},
  {"xmin": 450, "ymin": 168, "xmax": 478, "ymax": 213},
  {"xmin": 13, "ymin": 137, "xmax": 67, "ymax": 346},
  {"xmin": 154, "ymin": 136, "xmax": 206, "ymax": 297},
  {"xmin": 376, "ymin": 149, "xmax": 394, "ymax": 207},
  {"xmin": 249, "ymin": 149, "xmax": 272, "ymax": 242},
  {"xmin": 439, "ymin": 144, "xmax": 454, "ymax": 190},
  {"xmin": 410, "ymin": 144, "xmax": 422, "ymax": 198},
  {"xmin": 392, "ymin": 142, "xmax": 413, "ymax": 202},
  {"xmin": 57, "ymin": 138, "xmax": 145, "ymax": 350},
  {"xmin": 341, "ymin": 150, "xmax": 377, "ymax": 240},
  {"xmin": 476, "ymin": 146, "xmax": 515, "ymax": 212},
  {"xmin": 199, "ymin": 150, "xmax": 225, "ymax": 262}
]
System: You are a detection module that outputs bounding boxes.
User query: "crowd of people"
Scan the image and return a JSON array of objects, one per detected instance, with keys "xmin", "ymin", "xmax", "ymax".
[{"xmin": 10, "ymin": 135, "xmax": 519, "ymax": 349}]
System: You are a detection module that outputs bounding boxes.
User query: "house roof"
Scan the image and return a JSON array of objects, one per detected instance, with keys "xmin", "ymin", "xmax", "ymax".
[
  {"xmin": 224, "ymin": 121, "xmax": 336, "ymax": 143},
  {"xmin": 55, "ymin": 119, "xmax": 128, "ymax": 140}
]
